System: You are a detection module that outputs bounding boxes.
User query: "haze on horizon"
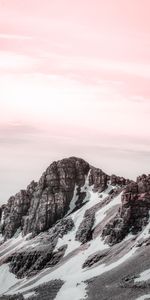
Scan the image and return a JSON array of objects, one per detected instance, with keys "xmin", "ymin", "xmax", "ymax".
[{"xmin": 0, "ymin": 0, "xmax": 150, "ymax": 204}]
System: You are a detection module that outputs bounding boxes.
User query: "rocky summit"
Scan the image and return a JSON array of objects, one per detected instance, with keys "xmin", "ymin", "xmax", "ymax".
[{"xmin": 0, "ymin": 157, "xmax": 150, "ymax": 300}]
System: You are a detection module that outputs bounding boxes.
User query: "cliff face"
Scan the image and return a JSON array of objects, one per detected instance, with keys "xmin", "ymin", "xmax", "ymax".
[
  {"xmin": 102, "ymin": 174, "xmax": 150, "ymax": 245},
  {"xmin": 0, "ymin": 157, "xmax": 109, "ymax": 240}
]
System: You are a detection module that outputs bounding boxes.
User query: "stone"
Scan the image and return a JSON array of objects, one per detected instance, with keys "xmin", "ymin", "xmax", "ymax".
[
  {"xmin": 75, "ymin": 209, "xmax": 95, "ymax": 244},
  {"xmin": 102, "ymin": 175, "xmax": 150, "ymax": 245},
  {"xmin": 89, "ymin": 167, "xmax": 109, "ymax": 192}
]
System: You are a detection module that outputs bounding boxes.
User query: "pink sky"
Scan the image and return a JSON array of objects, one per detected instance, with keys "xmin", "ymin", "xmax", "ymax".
[{"xmin": 0, "ymin": 0, "xmax": 150, "ymax": 203}]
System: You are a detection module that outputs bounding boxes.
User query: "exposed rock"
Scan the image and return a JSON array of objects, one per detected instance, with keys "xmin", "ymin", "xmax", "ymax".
[
  {"xmin": 23, "ymin": 157, "xmax": 90, "ymax": 236},
  {"xmin": 0, "ymin": 280, "xmax": 64, "ymax": 300},
  {"xmin": 25, "ymin": 280, "xmax": 64, "ymax": 300},
  {"xmin": 82, "ymin": 249, "xmax": 109, "ymax": 268},
  {"xmin": 75, "ymin": 209, "xmax": 95, "ymax": 244},
  {"xmin": 1, "ymin": 158, "xmax": 90, "ymax": 239},
  {"xmin": 102, "ymin": 176, "xmax": 150, "ymax": 245},
  {"xmin": 0, "ymin": 295, "xmax": 24, "ymax": 300},
  {"xmin": 2, "ymin": 185, "xmax": 36, "ymax": 240},
  {"xmin": 8, "ymin": 217, "xmax": 74, "ymax": 278},
  {"xmin": 89, "ymin": 167, "xmax": 109, "ymax": 192},
  {"xmin": 9, "ymin": 245, "xmax": 66, "ymax": 278},
  {"xmin": 110, "ymin": 175, "xmax": 130, "ymax": 187}
]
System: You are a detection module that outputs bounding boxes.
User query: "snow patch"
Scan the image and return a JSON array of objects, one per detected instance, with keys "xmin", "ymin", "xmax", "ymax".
[
  {"xmin": 93, "ymin": 191, "xmax": 122, "ymax": 229},
  {"xmin": 0, "ymin": 211, "xmax": 4, "ymax": 225},
  {"xmin": 0, "ymin": 264, "xmax": 21, "ymax": 295},
  {"xmin": 24, "ymin": 291, "xmax": 35, "ymax": 299},
  {"xmin": 55, "ymin": 184, "xmax": 113, "ymax": 256},
  {"xmin": 67, "ymin": 185, "xmax": 79, "ymax": 215},
  {"xmin": 137, "ymin": 213, "xmax": 150, "ymax": 241},
  {"xmin": 135, "ymin": 269, "xmax": 150, "ymax": 283},
  {"xmin": 0, "ymin": 233, "xmax": 29, "ymax": 260},
  {"xmin": 136, "ymin": 295, "xmax": 150, "ymax": 300}
]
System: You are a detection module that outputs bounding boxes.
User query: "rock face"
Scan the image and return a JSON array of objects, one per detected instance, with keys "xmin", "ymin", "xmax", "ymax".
[
  {"xmin": 0, "ymin": 157, "xmax": 112, "ymax": 241},
  {"xmin": 1, "ymin": 182, "xmax": 37, "ymax": 239},
  {"xmin": 75, "ymin": 210, "xmax": 95, "ymax": 244},
  {"xmin": 82, "ymin": 249, "xmax": 109, "ymax": 269},
  {"xmin": 102, "ymin": 175, "xmax": 150, "ymax": 245},
  {"xmin": 23, "ymin": 157, "xmax": 90, "ymax": 236},
  {"xmin": 89, "ymin": 168, "xmax": 109, "ymax": 192},
  {"xmin": 7, "ymin": 217, "xmax": 74, "ymax": 278},
  {"xmin": 110, "ymin": 175, "xmax": 130, "ymax": 187},
  {"xmin": 1, "ymin": 157, "xmax": 91, "ymax": 239}
]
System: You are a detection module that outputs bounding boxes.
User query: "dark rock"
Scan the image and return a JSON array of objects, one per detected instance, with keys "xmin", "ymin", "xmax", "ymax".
[
  {"xmin": 75, "ymin": 210, "xmax": 95, "ymax": 244},
  {"xmin": 2, "ymin": 187, "xmax": 35, "ymax": 240},
  {"xmin": 1, "ymin": 157, "xmax": 112, "ymax": 240},
  {"xmin": 23, "ymin": 157, "xmax": 90, "ymax": 236},
  {"xmin": 110, "ymin": 175, "xmax": 130, "ymax": 187},
  {"xmin": 8, "ymin": 217, "xmax": 74, "ymax": 278},
  {"xmin": 25, "ymin": 280, "xmax": 64, "ymax": 300},
  {"xmin": 82, "ymin": 249, "xmax": 109, "ymax": 268},
  {"xmin": 0, "ymin": 295, "xmax": 24, "ymax": 300},
  {"xmin": 102, "ymin": 176, "xmax": 150, "ymax": 245},
  {"xmin": 1, "ymin": 158, "xmax": 90, "ymax": 239},
  {"xmin": 89, "ymin": 168, "xmax": 109, "ymax": 192}
]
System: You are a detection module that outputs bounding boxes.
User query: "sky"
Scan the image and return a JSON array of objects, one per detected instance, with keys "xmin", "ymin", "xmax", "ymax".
[{"xmin": 0, "ymin": 0, "xmax": 150, "ymax": 203}]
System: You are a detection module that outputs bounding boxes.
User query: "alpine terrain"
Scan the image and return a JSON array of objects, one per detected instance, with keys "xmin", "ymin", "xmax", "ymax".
[{"xmin": 0, "ymin": 157, "xmax": 150, "ymax": 300}]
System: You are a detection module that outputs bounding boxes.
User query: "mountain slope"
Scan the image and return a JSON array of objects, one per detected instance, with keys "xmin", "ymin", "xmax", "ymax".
[{"xmin": 0, "ymin": 157, "xmax": 150, "ymax": 300}]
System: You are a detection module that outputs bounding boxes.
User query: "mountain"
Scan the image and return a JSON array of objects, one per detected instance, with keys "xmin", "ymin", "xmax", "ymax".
[{"xmin": 0, "ymin": 157, "xmax": 150, "ymax": 300}]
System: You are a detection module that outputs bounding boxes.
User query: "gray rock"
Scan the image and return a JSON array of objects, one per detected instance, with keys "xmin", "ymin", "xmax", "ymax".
[
  {"xmin": 89, "ymin": 167, "xmax": 109, "ymax": 192},
  {"xmin": 7, "ymin": 217, "xmax": 74, "ymax": 278},
  {"xmin": 75, "ymin": 210, "xmax": 95, "ymax": 244},
  {"xmin": 102, "ymin": 175, "xmax": 150, "ymax": 245},
  {"xmin": 1, "ymin": 157, "xmax": 90, "ymax": 239}
]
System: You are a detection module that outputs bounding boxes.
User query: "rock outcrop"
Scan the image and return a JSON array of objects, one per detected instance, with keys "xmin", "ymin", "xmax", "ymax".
[
  {"xmin": 1, "ymin": 157, "xmax": 91, "ymax": 239},
  {"xmin": 82, "ymin": 249, "xmax": 109, "ymax": 269},
  {"xmin": 7, "ymin": 217, "xmax": 74, "ymax": 278},
  {"xmin": 89, "ymin": 168, "xmax": 109, "ymax": 192},
  {"xmin": 23, "ymin": 157, "xmax": 90, "ymax": 236},
  {"xmin": 75, "ymin": 210, "xmax": 95, "ymax": 244},
  {"xmin": 102, "ymin": 175, "xmax": 150, "ymax": 245},
  {"xmin": 110, "ymin": 175, "xmax": 130, "ymax": 187},
  {"xmin": 1, "ymin": 182, "xmax": 37, "ymax": 239}
]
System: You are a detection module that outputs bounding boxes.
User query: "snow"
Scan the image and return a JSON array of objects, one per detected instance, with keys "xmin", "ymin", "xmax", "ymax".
[
  {"xmin": 123, "ymin": 232, "xmax": 135, "ymax": 241},
  {"xmin": 66, "ymin": 171, "xmax": 91, "ymax": 216},
  {"xmin": 9, "ymin": 233, "xmax": 136, "ymax": 300},
  {"xmin": 24, "ymin": 291, "xmax": 35, "ymax": 299},
  {"xmin": 1, "ymin": 183, "xmax": 146, "ymax": 300},
  {"xmin": 137, "ymin": 213, "xmax": 150, "ymax": 241},
  {"xmin": 6, "ymin": 187, "xmax": 127, "ymax": 299},
  {"xmin": 0, "ymin": 234, "xmax": 4, "ymax": 243},
  {"xmin": 55, "ymin": 226, "xmax": 80, "ymax": 256},
  {"xmin": 67, "ymin": 185, "xmax": 79, "ymax": 215},
  {"xmin": 136, "ymin": 295, "xmax": 150, "ymax": 300},
  {"xmin": 135, "ymin": 269, "xmax": 150, "ymax": 283},
  {"xmin": 0, "ymin": 264, "xmax": 21, "ymax": 295},
  {"xmin": 55, "ymin": 183, "xmax": 115, "ymax": 256},
  {"xmin": 0, "ymin": 233, "xmax": 29, "ymax": 261},
  {"xmin": 93, "ymin": 191, "xmax": 122, "ymax": 229},
  {"xmin": 0, "ymin": 211, "xmax": 4, "ymax": 225}
]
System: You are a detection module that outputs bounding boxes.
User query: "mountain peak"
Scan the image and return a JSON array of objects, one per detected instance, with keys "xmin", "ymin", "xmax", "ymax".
[{"xmin": 0, "ymin": 157, "xmax": 150, "ymax": 300}]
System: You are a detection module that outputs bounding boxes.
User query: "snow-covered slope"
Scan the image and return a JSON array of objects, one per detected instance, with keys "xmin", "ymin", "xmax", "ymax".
[{"xmin": 0, "ymin": 158, "xmax": 150, "ymax": 300}]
